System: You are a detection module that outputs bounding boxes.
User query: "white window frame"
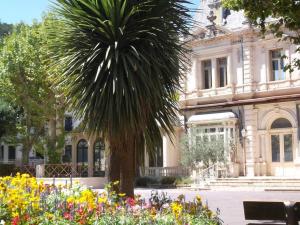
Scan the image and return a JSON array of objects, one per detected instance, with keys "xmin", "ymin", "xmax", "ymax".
[
  {"xmin": 217, "ymin": 57, "xmax": 228, "ymax": 87},
  {"xmin": 270, "ymin": 49, "xmax": 285, "ymax": 81},
  {"xmin": 202, "ymin": 60, "xmax": 212, "ymax": 89}
]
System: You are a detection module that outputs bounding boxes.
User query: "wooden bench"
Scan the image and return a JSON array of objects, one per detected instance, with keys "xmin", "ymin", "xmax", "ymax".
[
  {"xmin": 294, "ymin": 202, "xmax": 300, "ymax": 222},
  {"xmin": 243, "ymin": 201, "xmax": 298, "ymax": 225}
]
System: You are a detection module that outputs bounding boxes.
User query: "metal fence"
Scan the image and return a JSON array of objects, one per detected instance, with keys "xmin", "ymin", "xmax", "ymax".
[{"xmin": 142, "ymin": 166, "xmax": 190, "ymax": 177}]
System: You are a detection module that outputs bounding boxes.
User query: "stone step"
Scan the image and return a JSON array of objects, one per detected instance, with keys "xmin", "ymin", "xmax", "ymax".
[
  {"xmin": 203, "ymin": 177, "xmax": 300, "ymax": 190},
  {"xmin": 211, "ymin": 180, "xmax": 300, "ymax": 184}
]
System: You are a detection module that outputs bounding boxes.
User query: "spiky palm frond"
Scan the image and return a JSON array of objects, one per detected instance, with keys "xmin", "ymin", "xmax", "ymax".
[{"xmin": 48, "ymin": 0, "xmax": 192, "ymax": 148}]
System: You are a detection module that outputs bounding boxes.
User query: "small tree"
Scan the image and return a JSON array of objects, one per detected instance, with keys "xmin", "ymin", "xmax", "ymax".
[
  {"xmin": 181, "ymin": 127, "xmax": 228, "ymax": 169},
  {"xmin": 0, "ymin": 21, "xmax": 66, "ymax": 164}
]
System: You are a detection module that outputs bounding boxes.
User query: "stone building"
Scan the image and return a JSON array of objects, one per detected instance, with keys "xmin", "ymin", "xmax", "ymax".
[
  {"xmin": 180, "ymin": 0, "xmax": 300, "ymax": 177},
  {"xmin": 2, "ymin": 0, "xmax": 300, "ymax": 180}
]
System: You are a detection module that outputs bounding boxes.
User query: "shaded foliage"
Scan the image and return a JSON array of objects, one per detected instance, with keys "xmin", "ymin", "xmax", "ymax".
[
  {"xmin": 222, "ymin": 0, "xmax": 300, "ymax": 71},
  {"xmin": 0, "ymin": 100, "xmax": 20, "ymax": 140},
  {"xmin": 0, "ymin": 22, "xmax": 13, "ymax": 39}
]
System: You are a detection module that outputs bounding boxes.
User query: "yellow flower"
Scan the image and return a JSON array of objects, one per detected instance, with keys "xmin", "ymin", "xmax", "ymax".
[
  {"xmin": 12, "ymin": 211, "xmax": 19, "ymax": 218},
  {"xmin": 196, "ymin": 195, "xmax": 202, "ymax": 203},
  {"xmin": 118, "ymin": 193, "xmax": 126, "ymax": 197},
  {"xmin": 113, "ymin": 181, "xmax": 119, "ymax": 185},
  {"xmin": 171, "ymin": 202, "xmax": 183, "ymax": 219}
]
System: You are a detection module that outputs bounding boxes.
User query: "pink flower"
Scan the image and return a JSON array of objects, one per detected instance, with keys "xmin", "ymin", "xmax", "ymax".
[
  {"xmin": 64, "ymin": 212, "xmax": 72, "ymax": 220},
  {"xmin": 126, "ymin": 197, "xmax": 135, "ymax": 207}
]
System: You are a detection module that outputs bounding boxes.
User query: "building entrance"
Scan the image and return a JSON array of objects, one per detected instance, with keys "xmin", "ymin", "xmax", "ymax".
[{"xmin": 269, "ymin": 118, "xmax": 294, "ymax": 176}]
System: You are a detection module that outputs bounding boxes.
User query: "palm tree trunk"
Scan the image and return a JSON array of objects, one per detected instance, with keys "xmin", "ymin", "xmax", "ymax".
[
  {"xmin": 108, "ymin": 143, "xmax": 121, "ymax": 193},
  {"xmin": 120, "ymin": 141, "xmax": 135, "ymax": 197},
  {"xmin": 108, "ymin": 149, "xmax": 120, "ymax": 182},
  {"xmin": 120, "ymin": 148, "xmax": 135, "ymax": 197}
]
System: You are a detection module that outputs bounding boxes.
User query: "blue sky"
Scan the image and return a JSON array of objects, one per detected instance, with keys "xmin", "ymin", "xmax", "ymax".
[{"xmin": 0, "ymin": 0, "xmax": 200, "ymax": 24}]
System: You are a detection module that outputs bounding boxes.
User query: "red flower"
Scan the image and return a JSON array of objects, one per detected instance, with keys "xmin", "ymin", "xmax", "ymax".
[
  {"xmin": 24, "ymin": 214, "xmax": 30, "ymax": 221},
  {"xmin": 126, "ymin": 197, "xmax": 135, "ymax": 207},
  {"xmin": 63, "ymin": 212, "xmax": 72, "ymax": 220},
  {"xmin": 77, "ymin": 206, "xmax": 84, "ymax": 215},
  {"xmin": 12, "ymin": 216, "xmax": 20, "ymax": 225}
]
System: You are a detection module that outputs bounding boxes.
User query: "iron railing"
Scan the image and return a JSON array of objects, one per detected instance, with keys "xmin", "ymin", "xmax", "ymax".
[
  {"xmin": 192, "ymin": 163, "xmax": 227, "ymax": 186},
  {"xmin": 142, "ymin": 166, "xmax": 190, "ymax": 177}
]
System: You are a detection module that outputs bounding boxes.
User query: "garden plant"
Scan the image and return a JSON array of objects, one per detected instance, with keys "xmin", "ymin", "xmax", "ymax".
[{"xmin": 0, "ymin": 174, "xmax": 222, "ymax": 225}]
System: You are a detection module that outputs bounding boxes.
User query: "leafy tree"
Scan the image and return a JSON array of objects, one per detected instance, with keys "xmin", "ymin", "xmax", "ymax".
[
  {"xmin": 0, "ymin": 22, "xmax": 64, "ymax": 164},
  {"xmin": 181, "ymin": 127, "xmax": 228, "ymax": 168},
  {"xmin": 48, "ymin": 0, "xmax": 192, "ymax": 196},
  {"xmin": 0, "ymin": 100, "xmax": 19, "ymax": 140},
  {"xmin": 0, "ymin": 21, "xmax": 13, "ymax": 39},
  {"xmin": 222, "ymin": 0, "xmax": 300, "ymax": 70}
]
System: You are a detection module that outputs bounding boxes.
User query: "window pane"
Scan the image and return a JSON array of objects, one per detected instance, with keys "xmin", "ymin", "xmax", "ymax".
[
  {"xmin": 204, "ymin": 70, "xmax": 210, "ymax": 89},
  {"xmin": 203, "ymin": 60, "xmax": 211, "ymax": 67},
  {"xmin": 219, "ymin": 134, "xmax": 224, "ymax": 141},
  {"xmin": 280, "ymin": 58, "xmax": 285, "ymax": 79},
  {"xmin": 218, "ymin": 58, "xmax": 227, "ymax": 87},
  {"xmin": 203, "ymin": 60, "xmax": 212, "ymax": 89},
  {"xmin": 94, "ymin": 141, "xmax": 105, "ymax": 176},
  {"xmin": 271, "ymin": 118, "xmax": 292, "ymax": 129},
  {"xmin": 64, "ymin": 116, "xmax": 73, "ymax": 132},
  {"xmin": 8, "ymin": 146, "xmax": 15, "ymax": 160},
  {"xmin": 209, "ymin": 128, "xmax": 216, "ymax": 133},
  {"xmin": 63, "ymin": 145, "xmax": 72, "ymax": 163},
  {"xmin": 271, "ymin": 49, "xmax": 285, "ymax": 81},
  {"xmin": 219, "ymin": 67, "xmax": 225, "ymax": 87},
  {"xmin": 271, "ymin": 135, "xmax": 280, "ymax": 162},
  {"xmin": 77, "ymin": 140, "xmax": 88, "ymax": 164},
  {"xmin": 0, "ymin": 146, "xmax": 3, "ymax": 160},
  {"xmin": 284, "ymin": 134, "xmax": 293, "ymax": 162},
  {"xmin": 149, "ymin": 145, "xmax": 163, "ymax": 167},
  {"xmin": 272, "ymin": 60, "xmax": 279, "ymax": 80},
  {"xmin": 272, "ymin": 50, "xmax": 281, "ymax": 58},
  {"xmin": 210, "ymin": 135, "xmax": 216, "ymax": 142}
]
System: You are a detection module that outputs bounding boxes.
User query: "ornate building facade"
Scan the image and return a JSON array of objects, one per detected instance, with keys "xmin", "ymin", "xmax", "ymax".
[
  {"xmin": 180, "ymin": 0, "xmax": 300, "ymax": 177},
  {"xmin": 2, "ymin": 0, "xmax": 300, "ymax": 179}
]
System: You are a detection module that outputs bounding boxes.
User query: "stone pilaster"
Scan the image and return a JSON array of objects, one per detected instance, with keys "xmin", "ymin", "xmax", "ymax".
[
  {"xmin": 88, "ymin": 138, "xmax": 94, "ymax": 177},
  {"xmin": 211, "ymin": 58, "xmax": 217, "ymax": 88},
  {"xmin": 244, "ymin": 105, "xmax": 258, "ymax": 176},
  {"xmin": 187, "ymin": 57, "xmax": 197, "ymax": 92}
]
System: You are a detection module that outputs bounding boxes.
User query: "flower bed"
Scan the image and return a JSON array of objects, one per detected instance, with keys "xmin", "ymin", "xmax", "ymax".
[{"xmin": 0, "ymin": 174, "xmax": 222, "ymax": 225}]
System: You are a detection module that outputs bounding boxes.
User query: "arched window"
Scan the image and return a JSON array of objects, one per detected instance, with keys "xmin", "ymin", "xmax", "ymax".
[
  {"xmin": 94, "ymin": 140, "xmax": 105, "ymax": 177},
  {"xmin": 77, "ymin": 139, "xmax": 88, "ymax": 164},
  {"xmin": 271, "ymin": 118, "xmax": 292, "ymax": 129},
  {"xmin": 270, "ymin": 118, "xmax": 293, "ymax": 167}
]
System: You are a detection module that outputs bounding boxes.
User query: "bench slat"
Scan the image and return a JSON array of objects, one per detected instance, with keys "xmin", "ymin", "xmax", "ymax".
[
  {"xmin": 244, "ymin": 201, "xmax": 286, "ymax": 221},
  {"xmin": 294, "ymin": 202, "xmax": 300, "ymax": 220}
]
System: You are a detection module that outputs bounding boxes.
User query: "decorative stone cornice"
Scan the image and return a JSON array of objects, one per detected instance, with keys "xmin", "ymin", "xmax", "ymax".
[{"xmin": 186, "ymin": 28, "xmax": 259, "ymax": 48}]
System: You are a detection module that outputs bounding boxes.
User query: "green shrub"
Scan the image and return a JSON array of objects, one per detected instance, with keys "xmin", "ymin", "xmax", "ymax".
[
  {"xmin": 160, "ymin": 176, "xmax": 177, "ymax": 185},
  {"xmin": 0, "ymin": 164, "xmax": 15, "ymax": 176},
  {"xmin": 175, "ymin": 176, "xmax": 192, "ymax": 186},
  {"xmin": 135, "ymin": 176, "xmax": 159, "ymax": 187}
]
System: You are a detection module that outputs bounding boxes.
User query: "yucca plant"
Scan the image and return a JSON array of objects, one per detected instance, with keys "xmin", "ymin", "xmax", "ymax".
[{"xmin": 48, "ymin": 0, "xmax": 192, "ymax": 196}]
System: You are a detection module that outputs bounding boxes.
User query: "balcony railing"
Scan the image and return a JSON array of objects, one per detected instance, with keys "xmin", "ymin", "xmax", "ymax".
[{"xmin": 142, "ymin": 166, "xmax": 190, "ymax": 177}]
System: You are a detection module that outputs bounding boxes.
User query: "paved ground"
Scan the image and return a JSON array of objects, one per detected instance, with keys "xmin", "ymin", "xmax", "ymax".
[{"xmin": 133, "ymin": 188, "xmax": 300, "ymax": 225}]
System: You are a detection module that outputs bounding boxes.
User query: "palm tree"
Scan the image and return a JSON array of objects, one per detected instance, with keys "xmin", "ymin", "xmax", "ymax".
[{"xmin": 48, "ymin": 0, "xmax": 192, "ymax": 196}]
